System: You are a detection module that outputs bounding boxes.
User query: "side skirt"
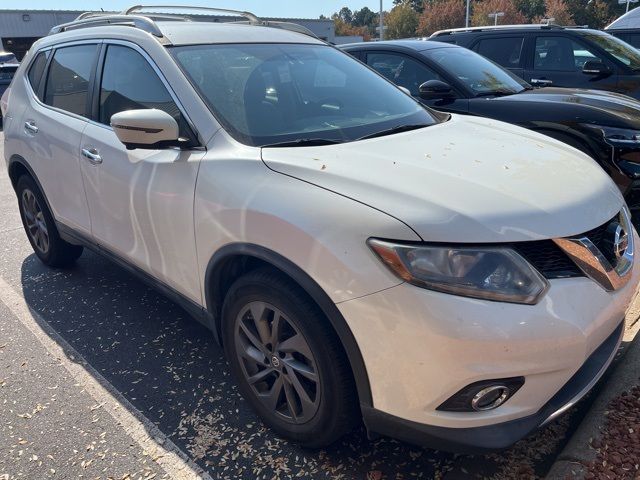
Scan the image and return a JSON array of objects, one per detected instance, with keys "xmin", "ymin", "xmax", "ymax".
[{"xmin": 56, "ymin": 221, "xmax": 216, "ymax": 335}]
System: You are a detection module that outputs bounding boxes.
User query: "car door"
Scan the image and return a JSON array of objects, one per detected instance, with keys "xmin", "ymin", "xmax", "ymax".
[
  {"xmin": 19, "ymin": 43, "xmax": 99, "ymax": 236},
  {"xmin": 363, "ymin": 50, "xmax": 469, "ymax": 113},
  {"xmin": 523, "ymin": 34, "xmax": 617, "ymax": 90},
  {"xmin": 79, "ymin": 42, "xmax": 205, "ymax": 303},
  {"xmin": 471, "ymin": 35, "xmax": 526, "ymax": 78}
]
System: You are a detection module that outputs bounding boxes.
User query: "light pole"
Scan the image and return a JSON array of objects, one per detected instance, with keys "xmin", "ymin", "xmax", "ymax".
[
  {"xmin": 379, "ymin": 0, "xmax": 384, "ymax": 40},
  {"xmin": 465, "ymin": 0, "xmax": 470, "ymax": 27},
  {"xmin": 488, "ymin": 11, "xmax": 505, "ymax": 26}
]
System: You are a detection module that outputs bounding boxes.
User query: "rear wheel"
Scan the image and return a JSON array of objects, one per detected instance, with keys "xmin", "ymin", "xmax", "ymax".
[
  {"xmin": 222, "ymin": 268, "xmax": 358, "ymax": 447},
  {"xmin": 16, "ymin": 175, "xmax": 83, "ymax": 267}
]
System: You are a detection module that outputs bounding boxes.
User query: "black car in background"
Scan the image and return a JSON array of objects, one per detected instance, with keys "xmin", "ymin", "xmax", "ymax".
[
  {"xmin": 428, "ymin": 25, "xmax": 640, "ymax": 100},
  {"xmin": 341, "ymin": 40, "xmax": 640, "ymax": 225},
  {"xmin": 0, "ymin": 52, "xmax": 18, "ymax": 99},
  {"xmin": 608, "ymin": 29, "xmax": 640, "ymax": 49}
]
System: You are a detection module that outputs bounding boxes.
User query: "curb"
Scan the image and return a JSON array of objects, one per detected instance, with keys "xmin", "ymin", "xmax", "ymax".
[{"xmin": 546, "ymin": 315, "xmax": 640, "ymax": 479}]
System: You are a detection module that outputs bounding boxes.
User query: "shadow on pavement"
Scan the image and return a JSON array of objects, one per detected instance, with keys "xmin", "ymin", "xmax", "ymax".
[{"xmin": 18, "ymin": 248, "xmax": 575, "ymax": 479}]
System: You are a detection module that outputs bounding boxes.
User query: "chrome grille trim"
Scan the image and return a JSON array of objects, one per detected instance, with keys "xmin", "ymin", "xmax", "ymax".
[{"xmin": 553, "ymin": 208, "xmax": 634, "ymax": 292}]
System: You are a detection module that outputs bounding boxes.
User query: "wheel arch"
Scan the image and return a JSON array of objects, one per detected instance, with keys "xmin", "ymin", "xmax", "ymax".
[
  {"xmin": 8, "ymin": 155, "xmax": 56, "ymax": 215},
  {"xmin": 204, "ymin": 242, "xmax": 373, "ymax": 408}
]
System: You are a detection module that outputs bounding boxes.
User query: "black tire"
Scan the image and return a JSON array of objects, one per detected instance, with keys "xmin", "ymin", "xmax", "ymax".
[
  {"xmin": 222, "ymin": 268, "xmax": 358, "ymax": 447},
  {"xmin": 16, "ymin": 175, "xmax": 83, "ymax": 267}
]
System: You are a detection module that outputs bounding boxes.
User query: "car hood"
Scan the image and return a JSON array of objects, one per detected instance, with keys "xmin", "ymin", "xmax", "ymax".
[
  {"xmin": 261, "ymin": 115, "xmax": 623, "ymax": 243},
  {"xmin": 494, "ymin": 87, "xmax": 640, "ymax": 124}
]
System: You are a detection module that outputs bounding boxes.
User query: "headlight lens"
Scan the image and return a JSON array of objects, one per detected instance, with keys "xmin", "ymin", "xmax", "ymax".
[
  {"xmin": 368, "ymin": 239, "xmax": 549, "ymax": 304},
  {"xmin": 592, "ymin": 125, "xmax": 640, "ymax": 147}
]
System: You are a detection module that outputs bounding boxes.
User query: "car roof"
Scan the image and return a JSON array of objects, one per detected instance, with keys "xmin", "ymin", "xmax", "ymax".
[
  {"xmin": 340, "ymin": 39, "xmax": 459, "ymax": 52},
  {"xmin": 155, "ymin": 21, "xmax": 324, "ymax": 46},
  {"xmin": 431, "ymin": 25, "xmax": 601, "ymax": 37}
]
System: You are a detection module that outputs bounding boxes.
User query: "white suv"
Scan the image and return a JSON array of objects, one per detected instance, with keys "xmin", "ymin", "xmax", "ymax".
[{"xmin": 4, "ymin": 6, "xmax": 639, "ymax": 452}]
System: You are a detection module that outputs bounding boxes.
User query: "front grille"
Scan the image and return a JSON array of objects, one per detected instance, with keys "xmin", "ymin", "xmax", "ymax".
[
  {"xmin": 513, "ymin": 241, "xmax": 582, "ymax": 279},
  {"xmin": 512, "ymin": 213, "xmax": 620, "ymax": 280},
  {"xmin": 581, "ymin": 215, "xmax": 620, "ymax": 266}
]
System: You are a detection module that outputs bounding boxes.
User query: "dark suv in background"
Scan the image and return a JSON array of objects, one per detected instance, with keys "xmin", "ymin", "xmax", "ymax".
[
  {"xmin": 430, "ymin": 25, "xmax": 640, "ymax": 99},
  {"xmin": 342, "ymin": 39, "xmax": 640, "ymax": 226}
]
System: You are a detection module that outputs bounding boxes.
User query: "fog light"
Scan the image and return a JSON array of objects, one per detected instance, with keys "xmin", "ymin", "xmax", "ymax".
[
  {"xmin": 437, "ymin": 377, "xmax": 524, "ymax": 412},
  {"xmin": 471, "ymin": 385, "xmax": 510, "ymax": 411}
]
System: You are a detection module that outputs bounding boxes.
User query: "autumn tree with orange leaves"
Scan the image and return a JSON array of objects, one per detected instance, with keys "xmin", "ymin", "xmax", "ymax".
[
  {"xmin": 471, "ymin": 0, "xmax": 527, "ymax": 26},
  {"xmin": 417, "ymin": 0, "xmax": 466, "ymax": 36}
]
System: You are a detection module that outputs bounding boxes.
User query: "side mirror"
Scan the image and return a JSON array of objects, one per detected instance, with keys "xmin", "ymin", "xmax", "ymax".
[
  {"xmin": 419, "ymin": 80, "xmax": 454, "ymax": 99},
  {"xmin": 111, "ymin": 109, "xmax": 181, "ymax": 150},
  {"xmin": 582, "ymin": 60, "xmax": 611, "ymax": 76}
]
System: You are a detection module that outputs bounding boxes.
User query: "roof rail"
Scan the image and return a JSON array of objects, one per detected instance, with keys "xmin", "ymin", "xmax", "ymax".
[
  {"xmin": 232, "ymin": 20, "xmax": 318, "ymax": 38},
  {"xmin": 49, "ymin": 14, "xmax": 164, "ymax": 37},
  {"xmin": 430, "ymin": 23, "xmax": 566, "ymax": 36},
  {"xmin": 123, "ymin": 5, "xmax": 261, "ymax": 24},
  {"xmin": 49, "ymin": 5, "xmax": 319, "ymax": 40}
]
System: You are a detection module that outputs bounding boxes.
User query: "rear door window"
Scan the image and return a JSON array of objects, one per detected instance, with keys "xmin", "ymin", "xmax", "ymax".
[
  {"xmin": 44, "ymin": 44, "xmax": 98, "ymax": 117},
  {"xmin": 473, "ymin": 37, "xmax": 525, "ymax": 69},
  {"xmin": 27, "ymin": 50, "xmax": 49, "ymax": 98}
]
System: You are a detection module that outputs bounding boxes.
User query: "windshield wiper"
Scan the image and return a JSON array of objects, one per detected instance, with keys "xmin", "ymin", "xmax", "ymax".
[
  {"xmin": 475, "ymin": 90, "xmax": 516, "ymax": 98},
  {"xmin": 260, "ymin": 138, "xmax": 344, "ymax": 148},
  {"xmin": 357, "ymin": 124, "xmax": 429, "ymax": 141}
]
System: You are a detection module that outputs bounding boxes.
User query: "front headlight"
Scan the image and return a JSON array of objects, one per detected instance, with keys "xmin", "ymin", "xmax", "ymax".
[
  {"xmin": 591, "ymin": 125, "xmax": 640, "ymax": 147},
  {"xmin": 368, "ymin": 239, "xmax": 549, "ymax": 305}
]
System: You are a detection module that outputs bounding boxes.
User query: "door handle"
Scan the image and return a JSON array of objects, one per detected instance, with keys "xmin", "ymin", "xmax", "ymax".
[
  {"xmin": 531, "ymin": 78, "xmax": 553, "ymax": 86},
  {"xmin": 81, "ymin": 147, "xmax": 103, "ymax": 165},
  {"xmin": 24, "ymin": 121, "xmax": 38, "ymax": 134}
]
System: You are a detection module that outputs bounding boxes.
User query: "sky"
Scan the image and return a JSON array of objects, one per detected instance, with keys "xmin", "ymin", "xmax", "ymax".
[{"xmin": 0, "ymin": 1, "xmax": 384, "ymax": 19}]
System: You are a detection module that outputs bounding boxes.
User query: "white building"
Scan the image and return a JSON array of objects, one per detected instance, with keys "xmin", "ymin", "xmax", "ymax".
[{"xmin": 0, "ymin": 9, "xmax": 336, "ymax": 59}]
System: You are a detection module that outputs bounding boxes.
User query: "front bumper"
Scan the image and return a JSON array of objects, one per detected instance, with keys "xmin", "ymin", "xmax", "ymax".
[
  {"xmin": 361, "ymin": 320, "xmax": 623, "ymax": 453},
  {"xmin": 338, "ymin": 238, "xmax": 640, "ymax": 451}
]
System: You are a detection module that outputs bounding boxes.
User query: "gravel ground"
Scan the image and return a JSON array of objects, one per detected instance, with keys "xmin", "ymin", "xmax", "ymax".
[
  {"xmin": 0, "ymin": 132, "xmax": 624, "ymax": 479},
  {"xmin": 584, "ymin": 384, "xmax": 640, "ymax": 479}
]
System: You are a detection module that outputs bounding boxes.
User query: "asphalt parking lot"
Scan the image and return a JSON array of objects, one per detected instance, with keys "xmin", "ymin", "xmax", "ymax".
[{"xmin": 0, "ymin": 131, "xmax": 625, "ymax": 480}]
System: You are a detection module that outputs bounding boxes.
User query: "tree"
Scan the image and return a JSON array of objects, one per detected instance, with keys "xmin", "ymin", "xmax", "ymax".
[
  {"xmin": 471, "ymin": 0, "xmax": 527, "ymax": 26},
  {"xmin": 514, "ymin": 0, "xmax": 546, "ymax": 21},
  {"xmin": 417, "ymin": 0, "xmax": 466, "ymax": 36},
  {"xmin": 563, "ymin": 0, "xmax": 617, "ymax": 27},
  {"xmin": 385, "ymin": 2, "xmax": 420, "ymax": 39},
  {"xmin": 353, "ymin": 6, "xmax": 378, "ymax": 28},
  {"xmin": 393, "ymin": 0, "xmax": 425, "ymax": 12},
  {"xmin": 533, "ymin": 0, "xmax": 572, "ymax": 24},
  {"xmin": 337, "ymin": 6, "xmax": 353, "ymax": 24}
]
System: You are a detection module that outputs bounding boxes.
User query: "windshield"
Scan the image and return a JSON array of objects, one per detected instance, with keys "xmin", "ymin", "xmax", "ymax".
[
  {"xmin": 171, "ymin": 43, "xmax": 439, "ymax": 147},
  {"xmin": 424, "ymin": 47, "xmax": 527, "ymax": 96},
  {"xmin": 582, "ymin": 32, "xmax": 640, "ymax": 70}
]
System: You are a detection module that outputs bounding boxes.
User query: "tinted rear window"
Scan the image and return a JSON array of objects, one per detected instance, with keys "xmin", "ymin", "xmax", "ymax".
[
  {"xmin": 27, "ymin": 51, "xmax": 49, "ymax": 96},
  {"xmin": 44, "ymin": 44, "xmax": 98, "ymax": 117},
  {"xmin": 474, "ymin": 37, "xmax": 524, "ymax": 68}
]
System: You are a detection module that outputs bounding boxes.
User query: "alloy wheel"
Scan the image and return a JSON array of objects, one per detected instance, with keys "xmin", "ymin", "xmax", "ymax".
[
  {"xmin": 234, "ymin": 301, "xmax": 320, "ymax": 424},
  {"xmin": 21, "ymin": 189, "xmax": 49, "ymax": 255}
]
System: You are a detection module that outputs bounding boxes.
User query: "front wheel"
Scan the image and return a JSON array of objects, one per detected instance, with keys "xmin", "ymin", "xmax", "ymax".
[
  {"xmin": 16, "ymin": 175, "xmax": 83, "ymax": 267},
  {"xmin": 222, "ymin": 268, "xmax": 358, "ymax": 447}
]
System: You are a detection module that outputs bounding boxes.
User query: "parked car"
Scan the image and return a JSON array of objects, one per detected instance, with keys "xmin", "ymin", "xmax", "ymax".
[
  {"xmin": 4, "ymin": 6, "xmax": 640, "ymax": 452},
  {"xmin": 342, "ymin": 40, "xmax": 640, "ymax": 227},
  {"xmin": 430, "ymin": 25, "xmax": 640, "ymax": 99},
  {"xmin": 0, "ymin": 51, "xmax": 18, "ymax": 124},
  {"xmin": 606, "ymin": 9, "xmax": 640, "ymax": 48}
]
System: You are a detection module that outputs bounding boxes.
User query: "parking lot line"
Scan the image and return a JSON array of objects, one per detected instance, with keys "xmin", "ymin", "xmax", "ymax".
[{"xmin": 0, "ymin": 274, "xmax": 213, "ymax": 480}]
